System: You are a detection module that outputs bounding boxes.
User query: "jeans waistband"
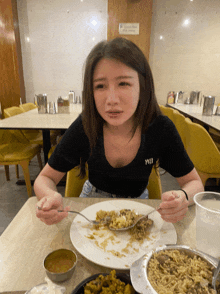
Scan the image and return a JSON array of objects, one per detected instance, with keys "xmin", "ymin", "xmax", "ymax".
[{"xmin": 91, "ymin": 186, "xmax": 131, "ymax": 198}]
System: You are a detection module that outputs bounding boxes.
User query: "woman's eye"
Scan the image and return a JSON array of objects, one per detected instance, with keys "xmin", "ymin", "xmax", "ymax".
[
  {"xmin": 119, "ymin": 82, "xmax": 130, "ymax": 86},
  {"xmin": 94, "ymin": 84, "xmax": 104, "ymax": 90}
]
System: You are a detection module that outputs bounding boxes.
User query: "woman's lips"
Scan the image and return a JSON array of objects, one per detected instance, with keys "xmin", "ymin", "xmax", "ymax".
[{"xmin": 106, "ymin": 111, "xmax": 123, "ymax": 118}]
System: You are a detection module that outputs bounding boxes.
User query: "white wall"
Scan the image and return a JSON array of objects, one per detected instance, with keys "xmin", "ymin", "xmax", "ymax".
[
  {"xmin": 17, "ymin": 0, "xmax": 220, "ymax": 106},
  {"xmin": 17, "ymin": 0, "xmax": 108, "ymax": 103},
  {"xmin": 149, "ymin": 0, "xmax": 220, "ymax": 105}
]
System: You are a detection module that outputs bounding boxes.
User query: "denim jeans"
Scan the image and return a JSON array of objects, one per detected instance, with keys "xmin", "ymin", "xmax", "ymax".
[{"xmin": 79, "ymin": 180, "xmax": 149, "ymax": 199}]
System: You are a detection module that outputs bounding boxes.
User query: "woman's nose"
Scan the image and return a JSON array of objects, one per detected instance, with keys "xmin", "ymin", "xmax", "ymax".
[{"xmin": 106, "ymin": 88, "xmax": 119, "ymax": 104}]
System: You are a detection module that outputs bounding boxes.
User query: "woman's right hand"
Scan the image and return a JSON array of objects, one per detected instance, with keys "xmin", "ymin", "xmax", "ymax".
[{"xmin": 36, "ymin": 192, "xmax": 70, "ymax": 225}]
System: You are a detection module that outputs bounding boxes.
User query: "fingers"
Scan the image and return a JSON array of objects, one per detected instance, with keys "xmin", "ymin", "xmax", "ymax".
[
  {"xmin": 37, "ymin": 192, "xmax": 62, "ymax": 211},
  {"xmin": 39, "ymin": 210, "xmax": 69, "ymax": 225},
  {"xmin": 159, "ymin": 206, "xmax": 188, "ymax": 223},
  {"xmin": 36, "ymin": 194, "xmax": 69, "ymax": 225},
  {"xmin": 37, "ymin": 208, "xmax": 69, "ymax": 225},
  {"xmin": 158, "ymin": 191, "xmax": 189, "ymax": 223}
]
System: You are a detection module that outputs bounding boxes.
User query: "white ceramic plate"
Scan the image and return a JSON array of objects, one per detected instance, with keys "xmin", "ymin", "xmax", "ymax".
[{"xmin": 70, "ymin": 200, "xmax": 177, "ymax": 270}]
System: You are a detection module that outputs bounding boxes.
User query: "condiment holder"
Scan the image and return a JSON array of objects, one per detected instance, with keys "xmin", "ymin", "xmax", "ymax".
[
  {"xmin": 48, "ymin": 102, "xmax": 56, "ymax": 114},
  {"xmin": 37, "ymin": 94, "xmax": 48, "ymax": 114},
  {"xmin": 215, "ymin": 105, "xmax": 220, "ymax": 116}
]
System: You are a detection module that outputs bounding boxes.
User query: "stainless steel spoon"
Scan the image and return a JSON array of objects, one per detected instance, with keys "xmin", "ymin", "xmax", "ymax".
[
  {"xmin": 212, "ymin": 259, "xmax": 220, "ymax": 291},
  {"xmin": 37, "ymin": 206, "xmax": 109, "ymax": 225},
  {"xmin": 108, "ymin": 208, "xmax": 159, "ymax": 231}
]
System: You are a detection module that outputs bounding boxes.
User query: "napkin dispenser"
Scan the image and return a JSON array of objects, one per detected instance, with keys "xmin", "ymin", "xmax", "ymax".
[
  {"xmin": 37, "ymin": 94, "xmax": 47, "ymax": 114},
  {"xmin": 189, "ymin": 91, "xmax": 201, "ymax": 104},
  {"xmin": 202, "ymin": 95, "xmax": 215, "ymax": 116}
]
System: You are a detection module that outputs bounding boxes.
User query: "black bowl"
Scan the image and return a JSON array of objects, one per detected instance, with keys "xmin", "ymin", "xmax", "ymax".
[{"xmin": 71, "ymin": 273, "xmax": 138, "ymax": 294}]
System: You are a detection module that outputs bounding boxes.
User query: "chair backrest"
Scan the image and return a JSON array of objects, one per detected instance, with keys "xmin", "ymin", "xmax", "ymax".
[
  {"xmin": 4, "ymin": 106, "xmax": 24, "ymax": 117},
  {"xmin": 185, "ymin": 117, "xmax": 220, "ymax": 174},
  {"xmin": 0, "ymin": 119, "xmax": 19, "ymax": 143},
  {"xmin": 159, "ymin": 105, "xmax": 175, "ymax": 121},
  {"xmin": 147, "ymin": 166, "xmax": 162, "ymax": 199},
  {"xmin": 0, "ymin": 129, "xmax": 19, "ymax": 144},
  {"xmin": 19, "ymin": 103, "xmax": 37, "ymax": 112},
  {"xmin": 65, "ymin": 164, "xmax": 162, "ymax": 199},
  {"xmin": 3, "ymin": 107, "xmax": 30, "ymax": 143},
  {"xmin": 172, "ymin": 109, "xmax": 188, "ymax": 149},
  {"xmin": 65, "ymin": 166, "xmax": 88, "ymax": 197}
]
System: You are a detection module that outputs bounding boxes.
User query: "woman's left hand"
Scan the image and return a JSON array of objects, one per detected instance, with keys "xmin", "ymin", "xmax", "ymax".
[{"xmin": 158, "ymin": 190, "xmax": 189, "ymax": 223}]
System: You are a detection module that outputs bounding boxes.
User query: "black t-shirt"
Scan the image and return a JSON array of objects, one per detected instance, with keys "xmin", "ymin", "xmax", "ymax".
[{"xmin": 48, "ymin": 114, "xmax": 194, "ymax": 197}]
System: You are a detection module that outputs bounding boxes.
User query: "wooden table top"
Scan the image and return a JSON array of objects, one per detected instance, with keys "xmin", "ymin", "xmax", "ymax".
[{"xmin": 0, "ymin": 197, "xmax": 196, "ymax": 294}]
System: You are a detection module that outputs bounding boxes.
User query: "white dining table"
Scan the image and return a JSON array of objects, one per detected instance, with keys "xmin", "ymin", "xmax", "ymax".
[
  {"xmin": 0, "ymin": 104, "xmax": 82, "ymax": 163},
  {"xmin": 0, "ymin": 197, "xmax": 198, "ymax": 294},
  {"xmin": 167, "ymin": 103, "xmax": 220, "ymax": 132}
]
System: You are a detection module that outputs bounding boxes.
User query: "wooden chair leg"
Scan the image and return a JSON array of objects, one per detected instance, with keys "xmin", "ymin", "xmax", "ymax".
[
  {"xmin": 4, "ymin": 165, "xmax": 10, "ymax": 181},
  {"xmin": 19, "ymin": 160, "xmax": 32, "ymax": 197},
  {"xmin": 37, "ymin": 152, "xmax": 43, "ymax": 170},
  {"xmin": 15, "ymin": 164, "xmax": 19, "ymax": 179}
]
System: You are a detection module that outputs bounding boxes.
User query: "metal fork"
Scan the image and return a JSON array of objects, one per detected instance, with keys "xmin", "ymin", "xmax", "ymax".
[{"xmin": 37, "ymin": 206, "xmax": 109, "ymax": 225}]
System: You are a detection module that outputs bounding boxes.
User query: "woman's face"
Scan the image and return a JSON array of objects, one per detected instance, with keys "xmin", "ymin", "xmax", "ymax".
[{"xmin": 93, "ymin": 58, "xmax": 140, "ymax": 129}]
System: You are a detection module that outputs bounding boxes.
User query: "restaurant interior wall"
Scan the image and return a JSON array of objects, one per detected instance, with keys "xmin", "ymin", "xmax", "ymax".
[
  {"xmin": 16, "ymin": 0, "xmax": 153, "ymax": 103},
  {"xmin": 16, "ymin": 0, "xmax": 108, "ymax": 103},
  {"xmin": 149, "ymin": 0, "xmax": 220, "ymax": 106}
]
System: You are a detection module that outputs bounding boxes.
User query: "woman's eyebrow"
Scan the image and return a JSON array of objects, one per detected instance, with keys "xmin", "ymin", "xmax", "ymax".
[
  {"xmin": 93, "ymin": 77, "xmax": 106, "ymax": 83},
  {"xmin": 116, "ymin": 76, "xmax": 134, "ymax": 80},
  {"xmin": 93, "ymin": 76, "xmax": 134, "ymax": 83}
]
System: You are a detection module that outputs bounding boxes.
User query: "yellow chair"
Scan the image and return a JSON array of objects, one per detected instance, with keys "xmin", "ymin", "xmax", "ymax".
[
  {"xmin": 0, "ymin": 129, "xmax": 43, "ymax": 197},
  {"xmin": 159, "ymin": 105, "xmax": 175, "ymax": 121},
  {"xmin": 4, "ymin": 106, "xmax": 44, "ymax": 145},
  {"xmin": 4, "ymin": 106, "xmax": 57, "ymax": 147},
  {"xmin": 0, "ymin": 121, "xmax": 20, "ymax": 180},
  {"xmin": 172, "ymin": 109, "xmax": 189, "ymax": 149},
  {"xmin": 19, "ymin": 103, "xmax": 37, "ymax": 112},
  {"xmin": 65, "ymin": 165, "xmax": 89, "ymax": 197},
  {"xmin": 65, "ymin": 164, "xmax": 162, "ymax": 199},
  {"xmin": 19, "ymin": 103, "xmax": 60, "ymax": 142},
  {"xmin": 185, "ymin": 117, "xmax": 220, "ymax": 186},
  {"xmin": 208, "ymin": 104, "xmax": 220, "ymax": 150}
]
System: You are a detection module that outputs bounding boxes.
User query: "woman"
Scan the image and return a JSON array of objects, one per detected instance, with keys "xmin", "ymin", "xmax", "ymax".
[{"xmin": 34, "ymin": 37, "xmax": 203, "ymax": 225}]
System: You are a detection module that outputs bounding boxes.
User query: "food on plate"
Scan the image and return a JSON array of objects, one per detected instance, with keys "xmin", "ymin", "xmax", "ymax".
[
  {"xmin": 95, "ymin": 209, "xmax": 153, "ymax": 243},
  {"xmin": 97, "ymin": 209, "xmax": 140, "ymax": 229},
  {"xmin": 83, "ymin": 270, "xmax": 135, "ymax": 294},
  {"xmin": 147, "ymin": 249, "xmax": 220, "ymax": 294}
]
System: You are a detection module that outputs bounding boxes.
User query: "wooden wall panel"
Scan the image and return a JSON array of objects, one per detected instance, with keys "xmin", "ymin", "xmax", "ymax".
[
  {"xmin": 107, "ymin": 0, "xmax": 153, "ymax": 60},
  {"xmin": 0, "ymin": 0, "xmax": 25, "ymax": 117}
]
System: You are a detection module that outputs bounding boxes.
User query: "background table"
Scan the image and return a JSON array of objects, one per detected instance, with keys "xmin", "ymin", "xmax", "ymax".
[
  {"xmin": 0, "ymin": 104, "xmax": 82, "ymax": 163},
  {"xmin": 167, "ymin": 103, "xmax": 220, "ymax": 132},
  {"xmin": 0, "ymin": 197, "xmax": 196, "ymax": 294}
]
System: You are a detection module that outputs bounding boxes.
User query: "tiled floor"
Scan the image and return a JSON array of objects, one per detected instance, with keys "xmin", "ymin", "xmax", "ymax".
[{"xmin": 1, "ymin": 152, "xmax": 218, "ymax": 236}]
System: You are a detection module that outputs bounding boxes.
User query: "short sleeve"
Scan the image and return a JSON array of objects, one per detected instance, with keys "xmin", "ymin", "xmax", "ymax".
[{"xmin": 48, "ymin": 115, "xmax": 90, "ymax": 172}]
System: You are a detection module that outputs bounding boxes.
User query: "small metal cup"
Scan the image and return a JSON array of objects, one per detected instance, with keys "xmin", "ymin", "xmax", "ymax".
[{"xmin": 44, "ymin": 248, "xmax": 77, "ymax": 283}]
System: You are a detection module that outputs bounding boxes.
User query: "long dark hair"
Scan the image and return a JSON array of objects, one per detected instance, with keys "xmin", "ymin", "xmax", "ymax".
[{"xmin": 80, "ymin": 37, "xmax": 161, "ymax": 177}]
